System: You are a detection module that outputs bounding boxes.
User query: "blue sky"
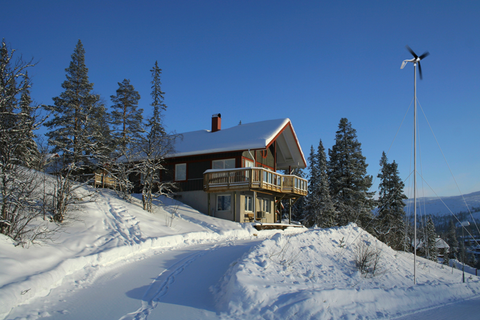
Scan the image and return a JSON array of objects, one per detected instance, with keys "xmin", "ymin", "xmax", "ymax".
[{"xmin": 2, "ymin": 0, "xmax": 479, "ymax": 197}]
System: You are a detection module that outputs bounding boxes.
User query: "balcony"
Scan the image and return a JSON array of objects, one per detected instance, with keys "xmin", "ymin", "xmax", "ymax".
[{"xmin": 203, "ymin": 167, "xmax": 308, "ymax": 197}]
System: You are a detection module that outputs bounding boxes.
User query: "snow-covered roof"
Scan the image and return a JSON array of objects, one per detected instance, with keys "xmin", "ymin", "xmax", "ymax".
[
  {"xmin": 436, "ymin": 237, "xmax": 450, "ymax": 249},
  {"xmin": 167, "ymin": 118, "xmax": 306, "ymax": 169}
]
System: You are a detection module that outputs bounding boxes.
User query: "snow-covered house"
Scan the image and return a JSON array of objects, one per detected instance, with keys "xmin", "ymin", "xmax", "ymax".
[
  {"xmin": 162, "ymin": 114, "xmax": 308, "ymax": 223},
  {"xmin": 412, "ymin": 236, "xmax": 450, "ymax": 259},
  {"xmin": 435, "ymin": 236, "xmax": 450, "ymax": 258}
]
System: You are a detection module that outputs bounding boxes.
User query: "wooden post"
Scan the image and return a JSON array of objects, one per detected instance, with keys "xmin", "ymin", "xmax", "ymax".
[
  {"xmin": 208, "ymin": 193, "xmax": 211, "ymax": 216},
  {"xmin": 233, "ymin": 191, "xmax": 237, "ymax": 222},
  {"xmin": 289, "ymin": 198, "xmax": 292, "ymax": 225}
]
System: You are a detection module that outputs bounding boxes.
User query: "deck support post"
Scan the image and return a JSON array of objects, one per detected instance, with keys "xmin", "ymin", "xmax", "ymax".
[
  {"xmin": 289, "ymin": 198, "xmax": 292, "ymax": 224},
  {"xmin": 253, "ymin": 191, "xmax": 257, "ymax": 221}
]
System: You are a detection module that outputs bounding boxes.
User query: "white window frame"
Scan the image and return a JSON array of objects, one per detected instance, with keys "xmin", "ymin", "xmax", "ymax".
[
  {"xmin": 175, "ymin": 163, "xmax": 186, "ymax": 181},
  {"xmin": 244, "ymin": 195, "xmax": 253, "ymax": 212},
  {"xmin": 262, "ymin": 198, "xmax": 271, "ymax": 213},
  {"xmin": 244, "ymin": 159, "xmax": 254, "ymax": 168},
  {"xmin": 217, "ymin": 194, "xmax": 232, "ymax": 211},
  {"xmin": 212, "ymin": 158, "xmax": 236, "ymax": 170}
]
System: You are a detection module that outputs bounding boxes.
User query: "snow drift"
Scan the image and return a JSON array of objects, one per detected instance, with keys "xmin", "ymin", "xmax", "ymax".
[{"xmin": 213, "ymin": 224, "xmax": 480, "ymax": 319}]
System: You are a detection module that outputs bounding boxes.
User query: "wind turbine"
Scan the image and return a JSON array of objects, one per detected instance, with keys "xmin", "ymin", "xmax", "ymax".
[{"xmin": 401, "ymin": 45, "xmax": 429, "ymax": 285}]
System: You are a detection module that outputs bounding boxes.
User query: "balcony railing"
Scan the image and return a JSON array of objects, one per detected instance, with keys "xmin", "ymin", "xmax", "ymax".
[{"xmin": 203, "ymin": 167, "xmax": 307, "ymax": 196}]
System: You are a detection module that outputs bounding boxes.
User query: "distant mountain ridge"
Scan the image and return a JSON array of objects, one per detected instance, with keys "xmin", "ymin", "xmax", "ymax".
[{"xmin": 404, "ymin": 190, "xmax": 480, "ymax": 217}]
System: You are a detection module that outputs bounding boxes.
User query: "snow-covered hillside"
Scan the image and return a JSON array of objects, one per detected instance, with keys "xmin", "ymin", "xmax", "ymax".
[
  {"xmin": 213, "ymin": 226, "xmax": 480, "ymax": 319},
  {"xmin": 1, "ymin": 186, "xmax": 480, "ymax": 319}
]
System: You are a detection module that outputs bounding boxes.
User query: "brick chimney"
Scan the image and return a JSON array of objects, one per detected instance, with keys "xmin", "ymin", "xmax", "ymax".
[{"xmin": 211, "ymin": 113, "xmax": 221, "ymax": 132}]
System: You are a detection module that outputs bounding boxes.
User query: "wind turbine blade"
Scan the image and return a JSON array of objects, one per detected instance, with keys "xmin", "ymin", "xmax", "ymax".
[
  {"xmin": 418, "ymin": 61, "xmax": 423, "ymax": 80},
  {"xmin": 419, "ymin": 51, "xmax": 430, "ymax": 60},
  {"xmin": 406, "ymin": 45, "xmax": 418, "ymax": 58}
]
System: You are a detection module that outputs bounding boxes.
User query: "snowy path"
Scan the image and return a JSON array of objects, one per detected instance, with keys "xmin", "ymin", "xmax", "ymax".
[
  {"xmin": 7, "ymin": 240, "xmax": 262, "ymax": 320},
  {"xmin": 395, "ymin": 296, "xmax": 480, "ymax": 320}
]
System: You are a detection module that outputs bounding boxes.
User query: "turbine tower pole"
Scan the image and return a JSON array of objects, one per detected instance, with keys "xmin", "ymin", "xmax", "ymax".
[
  {"xmin": 401, "ymin": 45, "xmax": 428, "ymax": 285},
  {"xmin": 413, "ymin": 61, "xmax": 417, "ymax": 285}
]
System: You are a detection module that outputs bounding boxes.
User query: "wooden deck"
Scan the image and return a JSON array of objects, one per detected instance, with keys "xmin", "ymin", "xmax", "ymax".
[
  {"xmin": 94, "ymin": 172, "xmax": 117, "ymax": 189},
  {"xmin": 203, "ymin": 168, "xmax": 308, "ymax": 197},
  {"xmin": 253, "ymin": 223, "xmax": 305, "ymax": 230}
]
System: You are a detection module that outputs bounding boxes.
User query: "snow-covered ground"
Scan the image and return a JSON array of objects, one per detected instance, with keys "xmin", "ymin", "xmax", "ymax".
[{"xmin": 1, "ymin": 187, "xmax": 480, "ymax": 319}]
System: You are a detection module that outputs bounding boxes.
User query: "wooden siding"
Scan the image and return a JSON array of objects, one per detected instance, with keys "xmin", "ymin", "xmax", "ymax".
[{"xmin": 163, "ymin": 152, "xmax": 243, "ymax": 192}]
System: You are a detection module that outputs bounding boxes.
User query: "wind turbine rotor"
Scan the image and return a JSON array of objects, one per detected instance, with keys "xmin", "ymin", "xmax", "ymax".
[
  {"xmin": 403, "ymin": 45, "xmax": 430, "ymax": 79},
  {"xmin": 406, "ymin": 45, "xmax": 418, "ymax": 59},
  {"xmin": 419, "ymin": 51, "xmax": 430, "ymax": 60}
]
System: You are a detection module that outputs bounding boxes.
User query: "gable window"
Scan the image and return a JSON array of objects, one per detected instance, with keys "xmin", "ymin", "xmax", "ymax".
[
  {"xmin": 244, "ymin": 195, "xmax": 253, "ymax": 212},
  {"xmin": 213, "ymin": 159, "xmax": 235, "ymax": 170},
  {"xmin": 175, "ymin": 163, "xmax": 186, "ymax": 181},
  {"xmin": 217, "ymin": 194, "xmax": 232, "ymax": 211}
]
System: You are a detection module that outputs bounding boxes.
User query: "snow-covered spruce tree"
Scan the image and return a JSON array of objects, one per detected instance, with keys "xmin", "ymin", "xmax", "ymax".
[
  {"xmin": 375, "ymin": 152, "xmax": 407, "ymax": 250},
  {"xmin": 443, "ymin": 247, "xmax": 450, "ymax": 265},
  {"xmin": 110, "ymin": 79, "xmax": 143, "ymax": 199},
  {"xmin": 43, "ymin": 40, "xmax": 102, "ymax": 222},
  {"xmin": 327, "ymin": 118, "xmax": 375, "ymax": 229},
  {"xmin": 304, "ymin": 140, "xmax": 337, "ymax": 228},
  {"xmin": 315, "ymin": 139, "xmax": 338, "ymax": 228},
  {"xmin": 446, "ymin": 219, "xmax": 459, "ymax": 261},
  {"xmin": 304, "ymin": 145, "xmax": 319, "ymax": 227},
  {"xmin": 16, "ymin": 71, "xmax": 40, "ymax": 168},
  {"xmin": 44, "ymin": 40, "xmax": 101, "ymax": 168},
  {"xmin": 138, "ymin": 62, "xmax": 176, "ymax": 212},
  {"xmin": 425, "ymin": 216, "xmax": 438, "ymax": 261},
  {"xmin": 84, "ymin": 98, "xmax": 114, "ymax": 164},
  {"xmin": 0, "ymin": 40, "xmax": 50, "ymax": 242},
  {"xmin": 111, "ymin": 78, "xmax": 143, "ymax": 153},
  {"xmin": 146, "ymin": 61, "xmax": 167, "ymax": 140}
]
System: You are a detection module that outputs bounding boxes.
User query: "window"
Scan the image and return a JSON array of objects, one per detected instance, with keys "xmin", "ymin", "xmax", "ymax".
[
  {"xmin": 213, "ymin": 159, "xmax": 235, "ymax": 170},
  {"xmin": 245, "ymin": 196, "xmax": 253, "ymax": 212},
  {"xmin": 244, "ymin": 159, "xmax": 254, "ymax": 168},
  {"xmin": 262, "ymin": 199, "xmax": 271, "ymax": 213},
  {"xmin": 217, "ymin": 194, "xmax": 231, "ymax": 211},
  {"xmin": 175, "ymin": 163, "xmax": 186, "ymax": 181}
]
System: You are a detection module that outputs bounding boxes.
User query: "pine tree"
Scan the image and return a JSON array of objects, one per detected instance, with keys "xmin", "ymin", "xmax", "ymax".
[
  {"xmin": 443, "ymin": 247, "xmax": 450, "ymax": 266},
  {"xmin": 146, "ymin": 61, "xmax": 167, "ymax": 140},
  {"xmin": 84, "ymin": 98, "xmax": 113, "ymax": 161},
  {"xmin": 315, "ymin": 140, "xmax": 337, "ymax": 228},
  {"xmin": 303, "ymin": 140, "xmax": 338, "ymax": 228},
  {"xmin": 0, "ymin": 39, "xmax": 17, "ymax": 130},
  {"xmin": 44, "ymin": 40, "xmax": 100, "ymax": 166},
  {"xmin": 43, "ymin": 40, "xmax": 105, "ymax": 222},
  {"xmin": 304, "ymin": 145, "xmax": 319, "ymax": 226},
  {"xmin": 328, "ymin": 118, "xmax": 375, "ymax": 228},
  {"xmin": 446, "ymin": 219, "xmax": 459, "ymax": 260},
  {"xmin": 111, "ymin": 79, "xmax": 143, "ymax": 153},
  {"xmin": 138, "ymin": 62, "xmax": 175, "ymax": 212},
  {"xmin": 425, "ymin": 216, "xmax": 438, "ymax": 261},
  {"xmin": 16, "ymin": 71, "xmax": 40, "ymax": 168},
  {"xmin": 0, "ymin": 40, "xmax": 48, "ymax": 241},
  {"xmin": 375, "ymin": 152, "xmax": 407, "ymax": 250}
]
